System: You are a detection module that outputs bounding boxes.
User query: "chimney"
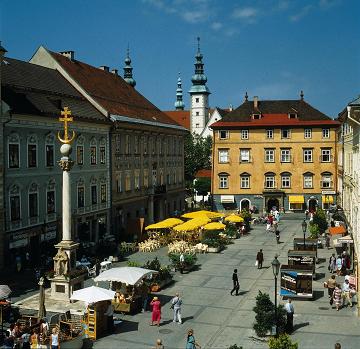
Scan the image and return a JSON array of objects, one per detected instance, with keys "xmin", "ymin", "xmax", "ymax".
[
  {"xmin": 253, "ymin": 96, "xmax": 259, "ymax": 109},
  {"xmin": 111, "ymin": 68, "xmax": 118, "ymax": 75},
  {"xmin": 60, "ymin": 50, "xmax": 74, "ymax": 60},
  {"xmin": 99, "ymin": 66, "xmax": 109, "ymax": 72}
]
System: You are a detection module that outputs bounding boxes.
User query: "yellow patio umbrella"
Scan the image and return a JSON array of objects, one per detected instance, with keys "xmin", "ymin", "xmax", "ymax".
[
  {"xmin": 145, "ymin": 218, "xmax": 183, "ymax": 230},
  {"xmin": 173, "ymin": 217, "xmax": 210, "ymax": 232},
  {"xmin": 224, "ymin": 215, "xmax": 244, "ymax": 223},
  {"xmin": 203, "ymin": 222, "xmax": 226, "ymax": 230},
  {"xmin": 182, "ymin": 210, "xmax": 223, "ymax": 220}
]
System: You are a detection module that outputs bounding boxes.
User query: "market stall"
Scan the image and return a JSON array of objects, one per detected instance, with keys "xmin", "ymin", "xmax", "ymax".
[
  {"xmin": 172, "ymin": 217, "xmax": 210, "ymax": 241},
  {"xmin": 293, "ymin": 238, "xmax": 318, "ymax": 258},
  {"xmin": 280, "ymin": 265, "xmax": 314, "ymax": 299},
  {"xmin": 181, "ymin": 210, "xmax": 223, "ymax": 220},
  {"xmin": 94, "ymin": 267, "xmax": 157, "ymax": 314}
]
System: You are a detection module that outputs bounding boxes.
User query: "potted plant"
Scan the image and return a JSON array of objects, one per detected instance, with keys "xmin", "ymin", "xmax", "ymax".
[
  {"xmin": 225, "ymin": 224, "xmax": 238, "ymax": 239},
  {"xmin": 142, "ymin": 257, "xmax": 173, "ymax": 291},
  {"xmin": 201, "ymin": 230, "xmax": 225, "ymax": 252},
  {"xmin": 168, "ymin": 253, "xmax": 197, "ymax": 272}
]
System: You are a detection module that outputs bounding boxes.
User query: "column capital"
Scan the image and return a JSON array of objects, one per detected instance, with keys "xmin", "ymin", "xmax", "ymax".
[{"xmin": 58, "ymin": 158, "xmax": 74, "ymax": 171}]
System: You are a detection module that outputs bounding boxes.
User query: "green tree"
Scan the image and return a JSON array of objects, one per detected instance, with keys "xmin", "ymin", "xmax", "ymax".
[
  {"xmin": 194, "ymin": 177, "xmax": 211, "ymax": 201},
  {"xmin": 268, "ymin": 334, "xmax": 298, "ymax": 349},
  {"xmin": 184, "ymin": 133, "xmax": 212, "ymax": 181},
  {"xmin": 313, "ymin": 208, "xmax": 328, "ymax": 233}
]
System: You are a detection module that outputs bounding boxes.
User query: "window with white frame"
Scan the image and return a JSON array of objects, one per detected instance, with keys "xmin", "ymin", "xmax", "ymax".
[
  {"xmin": 91, "ymin": 185, "xmax": 97, "ymax": 205},
  {"xmin": 219, "ymin": 130, "xmax": 229, "ymax": 139},
  {"xmin": 47, "ymin": 190, "xmax": 55, "ymax": 214},
  {"xmin": 281, "ymin": 173, "xmax": 291, "ymax": 188},
  {"xmin": 143, "ymin": 169, "xmax": 149, "ymax": 188},
  {"xmin": 27, "ymin": 135, "xmax": 37, "ymax": 168},
  {"xmin": 280, "ymin": 149, "xmax": 291, "ymax": 162},
  {"xmin": 303, "ymin": 149, "xmax": 313, "ymax": 162},
  {"xmin": 77, "ymin": 185, "xmax": 85, "ymax": 208},
  {"xmin": 8, "ymin": 134, "xmax": 20, "ymax": 168},
  {"xmin": 90, "ymin": 138, "xmax": 97, "ymax": 165},
  {"xmin": 241, "ymin": 129, "xmax": 249, "ymax": 140},
  {"xmin": 100, "ymin": 184, "xmax": 106, "ymax": 203},
  {"xmin": 265, "ymin": 149, "xmax": 275, "ymax": 163},
  {"xmin": 219, "ymin": 174, "xmax": 229, "ymax": 189},
  {"xmin": 240, "ymin": 174, "xmax": 250, "ymax": 188},
  {"xmin": 76, "ymin": 136, "xmax": 84, "ymax": 165},
  {"xmin": 304, "ymin": 128, "xmax": 312, "ymax": 139},
  {"xmin": 116, "ymin": 172, "xmax": 122, "ymax": 193},
  {"xmin": 303, "ymin": 174, "xmax": 313, "ymax": 188},
  {"xmin": 240, "ymin": 149, "xmax": 250, "ymax": 162},
  {"xmin": 152, "ymin": 169, "xmax": 157, "ymax": 186},
  {"xmin": 322, "ymin": 128, "xmax": 330, "ymax": 138},
  {"xmin": 28, "ymin": 184, "xmax": 38, "ymax": 218},
  {"xmin": 134, "ymin": 170, "xmax": 140, "ymax": 189},
  {"xmin": 125, "ymin": 135, "xmax": 131, "ymax": 154},
  {"xmin": 281, "ymin": 129, "xmax": 291, "ymax": 139},
  {"xmin": 45, "ymin": 133, "xmax": 55, "ymax": 167},
  {"xmin": 125, "ymin": 171, "xmax": 131, "ymax": 191},
  {"xmin": 9, "ymin": 185, "xmax": 21, "ymax": 221},
  {"xmin": 265, "ymin": 174, "xmax": 276, "ymax": 188},
  {"xmin": 321, "ymin": 173, "xmax": 332, "ymax": 188},
  {"xmin": 218, "ymin": 149, "xmax": 229, "ymax": 163},
  {"xmin": 159, "ymin": 169, "xmax": 164, "ymax": 185},
  {"xmin": 99, "ymin": 138, "xmax": 106, "ymax": 164},
  {"xmin": 266, "ymin": 129, "xmax": 273, "ymax": 139},
  {"xmin": 321, "ymin": 148, "xmax": 331, "ymax": 162}
]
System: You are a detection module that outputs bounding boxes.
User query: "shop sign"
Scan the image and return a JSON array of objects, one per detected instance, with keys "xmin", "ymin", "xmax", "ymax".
[
  {"xmin": 349, "ymin": 275, "xmax": 357, "ymax": 291},
  {"xmin": 280, "ymin": 270, "xmax": 313, "ymax": 298},
  {"xmin": 321, "ymin": 190, "xmax": 336, "ymax": 195},
  {"xmin": 288, "ymin": 256, "xmax": 315, "ymax": 265},
  {"xmin": 9, "ymin": 238, "xmax": 28, "ymax": 249}
]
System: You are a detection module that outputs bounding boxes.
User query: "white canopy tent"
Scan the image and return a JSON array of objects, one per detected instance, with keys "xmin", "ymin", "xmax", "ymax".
[
  {"xmin": 70, "ymin": 286, "xmax": 115, "ymax": 304},
  {"xmin": 93, "ymin": 267, "xmax": 157, "ymax": 285}
]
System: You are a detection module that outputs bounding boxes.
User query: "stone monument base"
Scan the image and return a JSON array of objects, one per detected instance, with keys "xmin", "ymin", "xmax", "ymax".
[{"xmin": 50, "ymin": 239, "xmax": 84, "ymax": 301}]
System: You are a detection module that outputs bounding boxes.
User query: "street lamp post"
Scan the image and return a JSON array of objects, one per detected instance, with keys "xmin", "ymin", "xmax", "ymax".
[
  {"xmin": 302, "ymin": 219, "xmax": 307, "ymax": 250},
  {"xmin": 271, "ymin": 255, "xmax": 281, "ymax": 337}
]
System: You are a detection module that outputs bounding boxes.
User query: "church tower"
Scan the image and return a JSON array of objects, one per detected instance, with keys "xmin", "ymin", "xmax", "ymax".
[
  {"xmin": 123, "ymin": 46, "xmax": 136, "ymax": 87},
  {"xmin": 174, "ymin": 73, "xmax": 185, "ymax": 110},
  {"xmin": 189, "ymin": 37, "xmax": 210, "ymax": 135}
]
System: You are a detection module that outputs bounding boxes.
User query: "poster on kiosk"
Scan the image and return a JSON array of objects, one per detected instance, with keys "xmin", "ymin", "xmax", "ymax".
[{"xmin": 280, "ymin": 265, "xmax": 313, "ymax": 299}]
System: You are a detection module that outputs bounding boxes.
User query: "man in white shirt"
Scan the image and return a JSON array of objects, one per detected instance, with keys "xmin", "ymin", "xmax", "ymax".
[
  {"xmin": 284, "ymin": 299, "xmax": 295, "ymax": 333},
  {"xmin": 179, "ymin": 254, "xmax": 185, "ymax": 274},
  {"xmin": 342, "ymin": 279, "xmax": 353, "ymax": 307},
  {"xmin": 171, "ymin": 293, "xmax": 183, "ymax": 324}
]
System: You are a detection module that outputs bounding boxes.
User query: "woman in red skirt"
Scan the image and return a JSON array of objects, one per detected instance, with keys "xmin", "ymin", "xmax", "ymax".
[{"xmin": 150, "ymin": 296, "xmax": 161, "ymax": 326}]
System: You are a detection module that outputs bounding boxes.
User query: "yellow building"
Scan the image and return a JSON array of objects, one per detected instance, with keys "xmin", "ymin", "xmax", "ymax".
[{"xmin": 211, "ymin": 95, "xmax": 340, "ymax": 213}]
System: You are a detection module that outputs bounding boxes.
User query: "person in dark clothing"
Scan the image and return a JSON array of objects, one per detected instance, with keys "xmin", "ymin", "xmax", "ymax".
[
  {"xmin": 275, "ymin": 230, "xmax": 280, "ymax": 244},
  {"xmin": 230, "ymin": 269, "xmax": 240, "ymax": 296},
  {"xmin": 95, "ymin": 259, "xmax": 100, "ymax": 276},
  {"xmin": 256, "ymin": 249, "xmax": 264, "ymax": 269}
]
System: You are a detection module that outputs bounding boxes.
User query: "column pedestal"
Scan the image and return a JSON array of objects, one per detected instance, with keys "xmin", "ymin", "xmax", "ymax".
[{"xmin": 50, "ymin": 240, "xmax": 84, "ymax": 301}]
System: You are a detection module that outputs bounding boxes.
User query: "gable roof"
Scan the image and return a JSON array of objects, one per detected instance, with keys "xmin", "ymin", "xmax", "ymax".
[
  {"xmin": 163, "ymin": 110, "xmax": 190, "ymax": 129},
  {"xmin": 48, "ymin": 49, "xmax": 180, "ymax": 127},
  {"xmin": 1, "ymin": 57, "xmax": 108, "ymax": 122},
  {"xmin": 195, "ymin": 169, "xmax": 211, "ymax": 178},
  {"xmin": 211, "ymin": 99, "xmax": 340, "ymax": 128}
]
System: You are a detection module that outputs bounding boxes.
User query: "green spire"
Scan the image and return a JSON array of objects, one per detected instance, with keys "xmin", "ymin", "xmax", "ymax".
[
  {"xmin": 123, "ymin": 45, "xmax": 136, "ymax": 87},
  {"xmin": 175, "ymin": 73, "xmax": 185, "ymax": 110},
  {"xmin": 189, "ymin": 37, "xmax": 210, "ymax": 95}
]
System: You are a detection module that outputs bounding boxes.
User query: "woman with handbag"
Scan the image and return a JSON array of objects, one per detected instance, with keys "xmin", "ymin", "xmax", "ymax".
[{"xmin": 186, "ymin": 329, "xmax": 201, "ymax": 349}]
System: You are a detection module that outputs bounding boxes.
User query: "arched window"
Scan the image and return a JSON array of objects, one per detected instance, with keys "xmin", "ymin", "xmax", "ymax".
[
  {"xmin": 76, "ymin": 135, "xmax": 85, "ymax": 165},
  {"xmin": 90, "ymin": 176, "xmax": 98, "ymax": 205},
  {"xmin": 240, "ymin": 172, "xmax": 250, "ymax": 189},
  {"xmin": 321, "ymin": 172, "xmax": 333, "ymax": 188},
  {"xmin": 99, "ymin": 138, "xmax": 106, "ymax": 164},
  {"xmin": 9, "ymin": 184, "xmax": 21, "ymax": 221},
  {"xmin": 77, "ymin": 177, "xmax": 85, "ymax": 208},
  {"xmin": 45, "ymin": 133, "xmax": 55, "ymax": 167},
  {"xmin": 46, "ymin": 179, "xmax": 56, "ymax": 215},
  {"xmin": 280, "ymin": 172, "xmax": 291, "ymax": 189},
  {"xmin": 303, "ymin": 172, "xmax": 314, "ymax": 189},
  {"xmin": 8, "ymin": 133, "xmax": 20, "ymax": 168},
  {"xmin": 27, "ymin": 135, "xmax": 37, "ymax": 168},
  {"xmin": 218, "ymin": 172, "xmax": 229, "ymax": 189},
  {"xmin": 28, "ymin": 182, "xmax": 39, "ymax": 219},
  {"xmin": 90, "ymin": 137, "xmax": 97, "ymax": 165},
  {"xmin": 264, "ymin": 172, "xmax": 276, "ymax": 189}
]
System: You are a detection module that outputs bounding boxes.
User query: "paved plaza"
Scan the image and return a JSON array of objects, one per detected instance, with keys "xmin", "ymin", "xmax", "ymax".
[{"xmin": 12, "ymin": 216, "xmax": 360, "ymax": 348}]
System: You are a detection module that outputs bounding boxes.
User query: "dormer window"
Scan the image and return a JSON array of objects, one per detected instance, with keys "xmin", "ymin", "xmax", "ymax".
[
  {"xmin": 288, "ymin": 113, "xmax": 297, "ymax": 119},
  {"xmin": 252, "ymin": 113, "xmax": 261, "ymax": 120}
]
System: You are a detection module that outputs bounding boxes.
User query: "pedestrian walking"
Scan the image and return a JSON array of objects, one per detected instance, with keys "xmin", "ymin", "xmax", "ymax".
[
  {"xmin": 30, "ymin": 330, "xmax": 39, "ymax": 349},
  {"xmin": 171, "ymin": 293, "xmax": 182, "ymax": 324},
  {"xmin": 150, "ymin": 296, "xmax": 161, "ymax": 326},
  {"xmin": 266, "ymin": 215, "xmax": 273, "ymax": 232},
  {"xmin": 256, "ymin": 249, "xmax": 264, "ymax": 269},
  {"xmin": 326, "ymin": 275, "xmax": 336, "ymax": 298},
  {"xmin": 50, "ymin": 327, "xmax": 59, "ymax": 349},
  {"xmin": 342, "ymin": 279, "xmax": 353, "ymax": 307},
  {"xmin": 152, "ymin": 338, "xmax": 164, "ymax": 349},
  {"xmin": 284, "ymin": 299, "xmax": 294, "ymax": 333},
  {"xmin": 328, "ymin": 254, "xmax": 336, "ymax": 273},
  {"xmin": 275, "ymin": 230, "xmax": 280, "ymax": 244},
  {"xmin": 230, "ymin": 269, "xmax": 240, "ymax": 296},
  {"xmin": 336, "ymin": 255, "xmax": 342, "ymax": 276},
  {"xmin": 179, "ymin": 253, "xmax": 185, "ymax": 274},
  {"xmin": 332, "ymin": 284, "xmax": 342, "ymax": 311},
  {"xmin": 186, "ymin": 329, "xmax": 201, "ymax": 349}
]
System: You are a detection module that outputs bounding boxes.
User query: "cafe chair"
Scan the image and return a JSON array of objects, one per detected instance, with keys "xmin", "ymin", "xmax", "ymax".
[{"xmin": 87, "ymin": 266, "xmax": 97, "ymax": 278}]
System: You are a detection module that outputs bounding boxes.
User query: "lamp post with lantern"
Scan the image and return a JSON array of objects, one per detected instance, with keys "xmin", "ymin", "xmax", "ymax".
[
  {"xmin": 302, "ymin": 219, "xmax": 307, "ymax": 250},
  {"xmin": 271, "ymin": 254, "xmax": 281, "ymax": 337}
]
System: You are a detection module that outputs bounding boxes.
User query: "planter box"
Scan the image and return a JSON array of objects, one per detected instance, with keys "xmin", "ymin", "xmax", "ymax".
[
  {"xmin": 207, "ymin": 246, "xmax": 224, "ymax": 253},
  {"xmin": 151, "ymin": 277, "xmax": 173, "ymax": 292}
]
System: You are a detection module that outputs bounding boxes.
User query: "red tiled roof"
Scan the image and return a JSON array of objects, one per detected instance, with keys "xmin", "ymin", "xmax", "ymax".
[
  {"xmin": 163, "ymin": 110, "xmax": 190, "ymax": 129},
  {"xmin": 49, "ymin": 50, "xmax": 180, "ymax": 126},
  {"xmin": 211, "ymin": 113, "xmax": 340, "ymax": 128},
  {"xmin": 195, "ymin": 169, "xmax": 212, "ymax": 178}
]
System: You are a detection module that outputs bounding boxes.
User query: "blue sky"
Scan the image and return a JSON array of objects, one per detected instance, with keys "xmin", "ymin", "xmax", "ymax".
[{"xmin": 1, "ymin": 0, "xmax": 359, "ymax": 117}]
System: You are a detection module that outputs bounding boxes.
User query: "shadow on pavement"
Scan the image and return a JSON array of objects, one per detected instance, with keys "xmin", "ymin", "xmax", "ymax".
[
  {"xmin": 116, "ymin": 319, "xmax": 139, "ymax": 333},
  {"xmin": 237, "ymin": 290, "xmax": 249, "ymax": 296},
  {"xmin": 312, "ymin": 290, "xmax": 325, "ymax": 301},
  {"xmin": 293, "ymin": 321, "xmax": 310, "ymax": 331}
]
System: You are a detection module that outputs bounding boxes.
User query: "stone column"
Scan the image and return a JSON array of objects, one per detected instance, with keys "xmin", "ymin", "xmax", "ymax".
[{"xmin": 61, "ymin": 162, "xmax": 72, "ymax": 241}]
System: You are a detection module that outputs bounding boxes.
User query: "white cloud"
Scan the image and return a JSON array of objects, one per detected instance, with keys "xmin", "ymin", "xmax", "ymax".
[
  {"xmin": 232, "ymin": 7, "xmax": 258, "ymax": 19},
  {"xmin": 181, "ymin": 10, "xmax": 204, "ymax": 23},
  {"xmin": 211, "ymin": 22, "xmax": 223, "ymax": 31},
  {"xmin": 289, "ymin": 5, "xmax": 313, "ymax": 22}
]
